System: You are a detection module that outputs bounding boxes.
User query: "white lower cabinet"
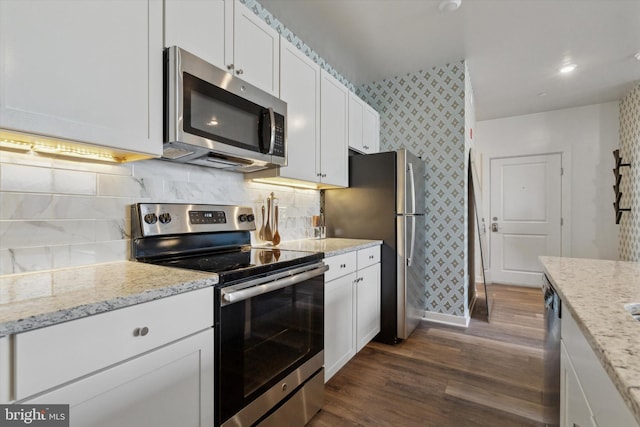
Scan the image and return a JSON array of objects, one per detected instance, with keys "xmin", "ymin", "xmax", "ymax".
[
  {"xmin": 560, "ymin": 342, "xmax": 597, "ymax": 427},
  {"xmin": 561, "ymin": 309, "xmax": 638, "ymax": 427},
  {"xmin": 324, "ymin": 246, "xmax": 380, "ymax": 382},
  {"xmin": 324, "ymin": 270, "xmax": 356, "ymax": 382},
  {"xmin": 355, "ymin": 262, "xmax": 381, "ymax": 352},
  {"xmin": 3, "ymin": 287, "xmax": 214, "ymax": 427},
  {"xmin": 24, "ymin": 329, "xmax": 214, "ymax": 427}
]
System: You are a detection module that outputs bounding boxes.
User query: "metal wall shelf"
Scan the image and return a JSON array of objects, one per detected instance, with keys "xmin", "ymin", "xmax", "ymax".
[{"xmin": 613, "ymin": 149, "xmax": 631, "ymax": 224}]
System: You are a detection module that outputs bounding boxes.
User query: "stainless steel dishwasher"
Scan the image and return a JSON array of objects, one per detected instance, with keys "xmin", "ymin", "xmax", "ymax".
[{"xmin": 542, "ymin": 274, "xmax": 561, "ymax": 426}]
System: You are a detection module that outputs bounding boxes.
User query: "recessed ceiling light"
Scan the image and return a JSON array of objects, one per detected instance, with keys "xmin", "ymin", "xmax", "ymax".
[
  {"xmin": 559, "ymin": 63, "xmax": 577, "ymax": 74},
  {"xmin": 537, "ymin": 92, "xmax": 547, "ymax": 97},
  {"xmin": 439, "ymin": 0, "xmax": 462, "ymax": 13},
  {"xmin": 635, "ymin": 52, "xmax": 640, "ymax": 61}
]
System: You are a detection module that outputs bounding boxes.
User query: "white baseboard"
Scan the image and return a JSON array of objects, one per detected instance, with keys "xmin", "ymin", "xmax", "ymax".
[{"xmin": 422, "ymin": 311, "xmax": 470, "ymax": 328}]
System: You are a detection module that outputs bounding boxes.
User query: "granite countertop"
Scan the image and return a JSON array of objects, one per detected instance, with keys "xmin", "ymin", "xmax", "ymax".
[
  {"xmin": 262, "ymin": 238, "xmax": 382, "ymax": 257},
  {"xmin": 540, "ymin": 256, "xmax": 640, "ymax": 423},
  {"xmin": 0, "ymin": 239, "xmax": 380, "ymax": 336},
  {"xmin": 0, "ymin": 261, "xmax": 218, "ymax": 336}
]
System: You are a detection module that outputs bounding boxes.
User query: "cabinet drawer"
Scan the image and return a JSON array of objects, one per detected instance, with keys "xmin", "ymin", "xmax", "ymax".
[
  {"xmin": 357, "ymin": 246, "xmax": 380, "ymax": 269},
  {"xmin": 14, "ymin": 287, "xmax": 213, "ymax": 401},
  {"xmin": 324, "ymin": 252, "xmax": 357, "ymax": 282}
]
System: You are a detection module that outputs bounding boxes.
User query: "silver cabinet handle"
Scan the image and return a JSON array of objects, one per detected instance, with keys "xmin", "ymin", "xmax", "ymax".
[
  {"xmin": 236, "ymin": 69, "xmax": 244, "ymax": 75},
  {"xmin": 226, "ymin": 64, "xmax": 234, "ymax": 70},
  {"xmin": 133, "ymin": 326, "xmax": 149, "ymax": 337}
]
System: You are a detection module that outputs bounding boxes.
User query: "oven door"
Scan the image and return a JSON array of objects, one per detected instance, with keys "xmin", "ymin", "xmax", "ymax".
[{"xmin": 217, "ymin": 262, "xmax": 327, "ymax": 427}]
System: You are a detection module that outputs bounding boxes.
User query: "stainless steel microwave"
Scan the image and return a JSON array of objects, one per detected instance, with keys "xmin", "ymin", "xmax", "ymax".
[{"xmin": 163, "ymin": 46, "xmax": 287, "ymax": 172}]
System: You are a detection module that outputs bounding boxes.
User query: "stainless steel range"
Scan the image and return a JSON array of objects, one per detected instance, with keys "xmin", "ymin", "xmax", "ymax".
[{"xmin": 131, "ymin": 203, "xmax": 326, "ymax": 427}]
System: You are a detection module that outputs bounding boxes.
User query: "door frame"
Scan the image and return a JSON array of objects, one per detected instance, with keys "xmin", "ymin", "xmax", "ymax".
[{"xmin": 482, "ymin": 151, "xmax": 570, "ymax": 285}]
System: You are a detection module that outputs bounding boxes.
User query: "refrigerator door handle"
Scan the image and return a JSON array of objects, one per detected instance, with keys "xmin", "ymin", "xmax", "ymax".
[
  {"xmin": 407, "ymin": 215, "xmax": 415, "ymax": 267},
  {"xmin": 408, "ymin": 162, "xmax": 416, "ymax": 214}
]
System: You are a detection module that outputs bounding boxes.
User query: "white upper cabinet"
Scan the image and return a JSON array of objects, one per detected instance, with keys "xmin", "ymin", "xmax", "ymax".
[
  {"xmin": 0, "ymin": 0, "xmax": 163, "ymax": 157},
  {"xmin": 233, "ymin": 0, "xmax": 280, "ymax": 96},
  {"xmin": 279, "ymin": 36, "xmax": 321, "ymax": 183},
  {"xmin": 164, "ymin": 0, "xmax": 279, "ymax": 96},
  {"xmin": 320, "ymin": 70, "xmax": 349, "ymax": 187},
  {"xmin": 348, "ymin": 93, "xmax": 364, "ymax": 152},
  {"xmin": 164, "ymin": 0, "xmax": 232, "ymax": 70},
  {"xmin": 349, "ymin": 93, "xmax": 379, "ymax": 154},
  {"xmin": 363, "ymin": 102, "xmax": 380, "ymax": 153}
]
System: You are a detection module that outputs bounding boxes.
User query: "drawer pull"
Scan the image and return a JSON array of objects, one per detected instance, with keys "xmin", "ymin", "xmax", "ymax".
[
  {"xmin": 340, "ymin": 264, "xmax": 346, "ymax": 268},
  {"xmin": 133, "ymin": 327, "xmax": 150, "ymax": 337},
  {"xmin": 369, "ymin": 255, "xmax": 374, "ymax": 259}
]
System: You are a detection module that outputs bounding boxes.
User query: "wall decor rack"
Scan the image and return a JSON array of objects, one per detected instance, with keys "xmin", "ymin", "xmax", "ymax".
[{"xmin": 613, "ymin": 149, "xmax": 631, "ymax": 224}]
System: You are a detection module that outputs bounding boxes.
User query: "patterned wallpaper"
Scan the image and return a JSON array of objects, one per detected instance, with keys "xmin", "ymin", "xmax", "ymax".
[
  {"xmin": 244, "ymin": 0, "xmax": 471, "ymax": 319},
  {"xmin": 619, "ymin": 84, "xmax": 640, "ymax": 260},
  {"xmin": 358, "ymin": 63, "xmax": 468, "ymax": 318}
]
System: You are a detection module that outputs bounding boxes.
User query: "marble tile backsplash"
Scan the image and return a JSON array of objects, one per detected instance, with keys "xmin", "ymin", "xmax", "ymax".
[{"xmin": 0, "ymin": 151, "xmax": 320, "ymax": 275}]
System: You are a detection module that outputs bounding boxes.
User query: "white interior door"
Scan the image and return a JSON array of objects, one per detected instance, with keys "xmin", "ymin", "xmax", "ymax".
[{"xmin": 489, "ymin": 154, "xmax": 562, "ymax": 286}]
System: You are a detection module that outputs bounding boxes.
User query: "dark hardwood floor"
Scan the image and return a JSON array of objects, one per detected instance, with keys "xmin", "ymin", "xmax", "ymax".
[{"xmin": 308, "ymin": 284, "xmax": 546, "ymax": 427}]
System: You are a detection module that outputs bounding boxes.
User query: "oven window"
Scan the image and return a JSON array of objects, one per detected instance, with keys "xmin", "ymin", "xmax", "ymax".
[
  {"xmin": 219, "ymin": 275, "xmax": 323, "ymax": 423},
  {"xmin": 183, "ymin": 72, "xmax": 262, "ymax": 153}
]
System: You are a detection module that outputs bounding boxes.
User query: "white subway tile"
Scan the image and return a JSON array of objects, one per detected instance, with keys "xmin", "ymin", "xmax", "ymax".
[
  {"xmin": 0, "ymin": 220, "xmax": 96, "ymax": 248},
  {"xmin": 0, "ymin": 246, "xmax": 53, "ymax": 276},
  {"xmin": 52, "ymin": 169, "xmax": 96, "ymax": 195},
  {"xmin": 1, "ymin": 164, "xmax": 53, "ymax": 192},
  {"xmin": 97, "ymin": 174, "xmax": 153, "ymax": 198},
  {"xmin": 52, "ymin": 240, "xmax": 128, "ymax": 270}
]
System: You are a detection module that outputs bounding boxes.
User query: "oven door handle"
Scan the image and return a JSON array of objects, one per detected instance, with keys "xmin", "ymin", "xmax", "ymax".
[{"xmin": 221, "ymin": 264, "xmax": 329, "ymax": 305}]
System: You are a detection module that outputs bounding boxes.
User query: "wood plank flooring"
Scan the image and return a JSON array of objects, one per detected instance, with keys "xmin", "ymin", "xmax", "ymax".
[{"xmin": 308, "ymin": 284, "xmax": 546, "ymax": 427}]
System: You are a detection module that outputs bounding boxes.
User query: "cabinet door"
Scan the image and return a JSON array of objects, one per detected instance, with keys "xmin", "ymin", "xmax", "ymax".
[
  {"xmin": 23, "ymin": 329, "xmax": 215, "ymax": 427},
  {"xmin": 279, "ymin": 37, "xmax": 320, "ymax": 183},
  {"xmin": 363, "ymin": 103, "xmax": 380, "ymax": 154},
  {"xmin": 348, "ymin": 93, "xmax": 364, "ymax": 153},
  {"xmin": 356, "ymin": 263, "xmax": 381, "ymax": 352},
  {"xmin": 560, "ymin": 343, "xmax": 597, "ymax": 427},
  {"xmin": 233, "ymin": 0, "xmax": 279, "ymax": 96},
  {"xmin": 324, "ymin": 273, "xmax": 356, "ymax": 382},
  {"xmin": 0, "ymin": 336, "xmax": 8, "ymax": 404},
  {"xmin": 164, "ymin": 0, "xmax": 232, "ymax": 70},
  {"xmin": 0, "ymin": 0, "xmax": 162, "ymax": 156},
  {"xmin": 320, "ymin": 70, "xmax": 349, "ymax": 187}
]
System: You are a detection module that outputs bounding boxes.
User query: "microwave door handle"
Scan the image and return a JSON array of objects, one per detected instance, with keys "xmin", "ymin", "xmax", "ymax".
[{"xmin": 267, "ymin": 107, "xmax": 276, "ymax": 154}]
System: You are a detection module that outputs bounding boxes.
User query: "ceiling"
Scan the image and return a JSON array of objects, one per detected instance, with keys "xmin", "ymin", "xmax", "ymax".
[{"xmin": 259, "ymin": 0, "xmax": 640, "ymax": 121}]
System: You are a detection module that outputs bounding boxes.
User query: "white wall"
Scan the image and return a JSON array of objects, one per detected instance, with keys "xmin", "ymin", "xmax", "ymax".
[{"xmin": 475, "ymin": 102, "xmax": 619, "ymax": 262}]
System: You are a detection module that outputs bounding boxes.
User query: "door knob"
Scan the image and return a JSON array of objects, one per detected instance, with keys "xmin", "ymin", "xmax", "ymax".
[{"xmin": 491, "ymin": 223, "xmax": 498, "ymax": 232}]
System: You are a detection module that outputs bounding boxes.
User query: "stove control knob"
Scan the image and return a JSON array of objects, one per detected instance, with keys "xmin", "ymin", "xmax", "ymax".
[
  {"xmin": 159, "ymin": 213, "xmax": 172, "ymax": 224},
  {"xmin": 144, "ymin": 213, "xmax": 157, "ymax": 224},
  {"xmin": 246, "ymin": 214, "xmax": 255, "ymax": 222},
  {"xmin": 238, "ymin": 214, "xmax": 248, "ymax": 222}
]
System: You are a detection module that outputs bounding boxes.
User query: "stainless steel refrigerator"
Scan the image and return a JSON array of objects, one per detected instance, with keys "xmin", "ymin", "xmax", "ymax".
[{"xmin": 325, "ymin": 149, "xmax": 426, "ymax": 344}]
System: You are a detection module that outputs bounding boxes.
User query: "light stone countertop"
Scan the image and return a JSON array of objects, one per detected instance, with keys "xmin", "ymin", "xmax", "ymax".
[
  {"xmin": 0, "ymin": 261, "xmax": 218, "ymax": 336},
  {"xmin": 540, "ymin": 256, "xmax": 640, "ymax": 424},
  {"xmin": 259, "ymin": 238, "xmax": 382, "ymax": 257}
]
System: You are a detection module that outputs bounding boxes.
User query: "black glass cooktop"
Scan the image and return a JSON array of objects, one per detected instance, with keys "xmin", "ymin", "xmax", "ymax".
[{"xmin": 149, "ymin": 247, "xmax": 323, "ymax": 286}]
